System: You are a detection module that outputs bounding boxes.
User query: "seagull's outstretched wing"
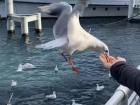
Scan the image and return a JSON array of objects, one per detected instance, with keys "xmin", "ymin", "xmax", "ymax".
[
  {"xmin": 36, "ymin": 37, "xmax": 67, "ymax": 50},
  {"xmin": 38, "ymin": 2, "xmax": 72, "ymax": 39},
  {"xmin": 37, "ymin": 2, "xmax": 72, "ymax": 50}
]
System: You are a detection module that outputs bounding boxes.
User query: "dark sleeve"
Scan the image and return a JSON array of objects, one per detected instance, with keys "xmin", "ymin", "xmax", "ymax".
[{"xmin": 110, "ymin": 61, "xmax": 140, "ymax": 96}]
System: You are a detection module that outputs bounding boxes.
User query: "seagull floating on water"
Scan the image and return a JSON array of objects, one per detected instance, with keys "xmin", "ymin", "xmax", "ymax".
[
  {"xmin": 45, "ymin": 91, "xmax": 56, "ymax": 100},
  {"xmin": 11, "ymin": 80, "xmax": 17, "ymax": 87},
  {"xmin": 17, "ymin": 64, "xmax": 23, "ymax": 72},
  {"xmin": 54, "ymin": 65, "xmax": 59, "ymax": 73},
  {"xmin": 96, "ymin": 84, "xmax": 104, "ymax": 91},
  {"xmin": 72, "ymin": 99, "xmax": 82, "ymax": 105},
  {"xmin": 108, "ymin": 72, "xmax": 112, "ymax": 78},
  {"xmin": 22, "ymin": 63, "xmax": 36, "ymax": 69},
  {"xmin": 17, "ymin": 63, "xmax": 36, "ymax": 72},
  {"xmin": 7, "ymin": 103, "xmax": 12, "ymax": 105},
  {"xmin": 137, "ymin": 65, "xmax": 140, "ymax": 70},
  {"xmin": 36, "ymin": 0, "xmax": 109, "ymax": 73}
]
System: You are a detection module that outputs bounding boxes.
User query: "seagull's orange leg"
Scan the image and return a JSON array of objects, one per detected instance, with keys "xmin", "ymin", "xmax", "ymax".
[
  {"xmin": 61, "ymin": 52, "xmax": 80, "ymax": 73},
  {"xmin": 61, "ymin": 53, "xmax": 73, "ymax": 65}
]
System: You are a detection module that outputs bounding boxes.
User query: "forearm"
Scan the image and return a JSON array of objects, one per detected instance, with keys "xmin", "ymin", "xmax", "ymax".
[{"xmin": 110, "ymin": 61, "xmax": 140, "ymax": 96}]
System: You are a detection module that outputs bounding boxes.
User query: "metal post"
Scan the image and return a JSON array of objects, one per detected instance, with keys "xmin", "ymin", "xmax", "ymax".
[
  {"xmin": 105, "ymin": 85, "xmax": 130, "ymax": 105},
  {"xmin": 21, "ymin": 17, "xmax": 29, "ymax": 44},
  {"xmin": 35, "ymin": 13, "xmax": 42, "ymax": 34},
  {"xmin": 7, "ymin": 17, "xmax": 15, "ymax": 34},
  {"xmin": 5, "ymin": 0, "xmax": 14, "ymax": 16},
  {"xmin": 5, "ymin": 0, "xmax": 15, "ymax": 33},
  {"xmin": 128, "ymin": 0, "xmax": 134, "ymax": 19}
]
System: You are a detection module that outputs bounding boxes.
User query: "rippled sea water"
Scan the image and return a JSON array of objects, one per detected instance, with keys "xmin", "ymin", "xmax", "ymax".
[{"xmin": 0, "ymin": 18, "xmax": 140, "ymax": 105}]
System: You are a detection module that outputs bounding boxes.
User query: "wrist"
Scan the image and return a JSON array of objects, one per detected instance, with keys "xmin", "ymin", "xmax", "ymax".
[{"xmin": 110, "ymin": 61, "xmax": 126, "ymax": 70}]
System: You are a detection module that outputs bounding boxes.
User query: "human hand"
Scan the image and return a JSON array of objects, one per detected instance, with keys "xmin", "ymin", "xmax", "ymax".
[{"xmin": 99, "ymin": 53, "xmax": 126, "ymax": 69}]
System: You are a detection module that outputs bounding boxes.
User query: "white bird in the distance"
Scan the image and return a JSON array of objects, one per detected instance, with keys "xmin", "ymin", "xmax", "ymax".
[
  {"xmin": 22, "ymin": 63, "xmax": 36, "ymax": 69},
  {"xmin": 17, "ymin": 64, "xmax": 23, "ymax": 72},
  {"xmin": 96, "ymin": 84, "xmax": 104, "ymax": 91},
  {"xmin": 17, "ymin": 63, "xmax": 36, "ymax": 72},
  {"xmin": 36, "ymin": 0, "xmax": 109, "ymax": 73},
  {"xmin": 7, "ymin": 103, "xmax": 12, "ymax": 105},
  {"xmin": 54, "ymin": 65, "xmax": 59, "ymax": 73},
  {"xmin": 45, "ymin": 91, "xmax": 56, "ymax": 100},
  {"xmin": 137, "ymin": 65, "xmax": 140, "ymax": 70},
  {"xmin": 108, "ymin": 71, "xmax": 112, "ymax": 78},
  {"xmin": 72, "ymin": 99, "xmax": 83, "ymax": 105},
  {"xmin": 11, "ymin": 80, "xmax": 17, "ymax": 87}
]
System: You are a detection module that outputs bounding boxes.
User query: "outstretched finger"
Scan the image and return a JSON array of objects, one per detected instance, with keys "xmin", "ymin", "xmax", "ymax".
[
  {"xmin": 99, "ymin": 54, "xmax": 108, "ymax": 63},
  {"xmin": 104, "ymin": 53, "xmax": 110, "ymax": 62}
]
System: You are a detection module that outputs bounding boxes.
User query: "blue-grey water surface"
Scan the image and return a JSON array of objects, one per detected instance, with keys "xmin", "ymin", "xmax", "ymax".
[{"xmin": 0, "ymin": 18, "xmax": 140, "ymax": 105}]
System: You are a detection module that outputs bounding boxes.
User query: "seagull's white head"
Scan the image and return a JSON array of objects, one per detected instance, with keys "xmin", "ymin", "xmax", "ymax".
[
  {"xmin": 96, "ymin": 84, "xmax": 99, "ymax": 86},
  {"xmin": 102, "ymin": 43, "xmax": 109, "ymax": 54},
  {"xmin": 53, "ymin": 91, "xmax": 56, "ymax": 95},
  {"xmin": 91, "ymin": 41, "xmax": 109, "ymax": 55}
]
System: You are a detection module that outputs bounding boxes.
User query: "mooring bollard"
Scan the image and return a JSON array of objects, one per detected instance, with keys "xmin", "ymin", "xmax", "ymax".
[
  {"xmin": 21, "ymin": 17, "xmax": 29, "ymax": 44},
  {"xmin": 7, "ymin": 16, "xmax": 15, "ymax": 34},
  {"xmin": 5, "ymin": 0, "xmax": 14, "ymax": 16},
  {"xmin": 6, "ymin": 0, "xmax": 15, "ymax": 34},
  {"xmin": 21, "ymin": 17, "xmax": 29, "ymax": 37},
  {"xmin": 35, "ymin": 13, "xmax": 42, "ymax": 34}
]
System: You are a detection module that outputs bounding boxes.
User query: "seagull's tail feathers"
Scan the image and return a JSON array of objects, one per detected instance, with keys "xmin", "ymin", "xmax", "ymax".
[{"xmin": 36, "ymin": 37, "xmax": 67, "ymax": 50}]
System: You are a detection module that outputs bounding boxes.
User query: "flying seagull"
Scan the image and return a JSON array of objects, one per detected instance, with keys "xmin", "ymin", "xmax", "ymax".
[{"xmin": 36, "ymin": 0, "xmax": 109, "ymax": 73}]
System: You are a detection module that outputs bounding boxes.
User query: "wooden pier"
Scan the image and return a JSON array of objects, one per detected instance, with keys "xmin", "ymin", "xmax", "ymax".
[{"xmin": 5, "ymin": 0, "xmax": 42, "ymax": 43}]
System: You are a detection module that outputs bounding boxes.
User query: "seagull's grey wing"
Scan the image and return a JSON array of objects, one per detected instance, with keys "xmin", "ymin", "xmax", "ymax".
[
  {"xmin": 52, "ymin": 3, "xmax": 72, "ymax": 39},
  {"xmin": 38, "ymin": 2, "xmax": 72, "ymax": 39},
  {"xmin": 53, "ymin": 16, "xmax": 69, "ymax": 39}
]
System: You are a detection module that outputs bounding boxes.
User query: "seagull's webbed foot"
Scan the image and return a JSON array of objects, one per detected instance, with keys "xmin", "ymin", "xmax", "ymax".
[
  {"xmin": 72, "ymin": 66, "xmax": 80, "ymax": 74},
  {"xmin": 67, "ymin": 56, "xmax": 73, "ymax": 65}
]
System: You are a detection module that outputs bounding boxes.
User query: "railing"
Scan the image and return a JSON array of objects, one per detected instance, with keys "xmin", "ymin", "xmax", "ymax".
[{"xmin": 105, "ymin": 85, "xmax": 140, "ymax": 105}]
